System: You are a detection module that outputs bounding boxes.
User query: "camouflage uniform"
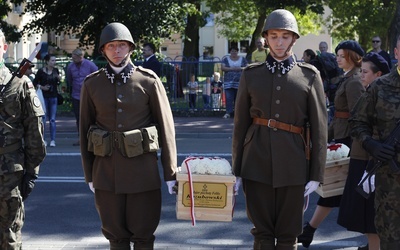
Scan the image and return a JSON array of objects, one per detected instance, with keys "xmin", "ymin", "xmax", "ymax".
[
  {"xmin": 0, "ymin": 65, "xmax": 46, "ymax": 250},
  {"xmin": 350, "ymin": 69, "xmax": 400, "ymax": 249}
]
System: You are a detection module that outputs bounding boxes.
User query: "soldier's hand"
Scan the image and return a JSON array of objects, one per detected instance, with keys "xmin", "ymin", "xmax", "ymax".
[
  {"xmin": 20, "ymin": 173, "xmax": 38, "ymax": 201},
  {"xmin": 88, "ymin": 182, "xmax": 95, "ymax": 193},
  {"xmin": 234, "ymin": 177, "xmax": 242, "ymax": 196},
  {"xmin": 166, "ymin": 180, "xmax": 177, "ymax": 194},
  {"xmin": 304, "ymin": 181, "xmax": 319, "ymax": 197},
  {"xmin": 363, "ymin": 138, "xmax": 395, "ymax": 162},
  {"xmin": 359, "ymin": 171, "xmax": 375, "ymax": 194}
]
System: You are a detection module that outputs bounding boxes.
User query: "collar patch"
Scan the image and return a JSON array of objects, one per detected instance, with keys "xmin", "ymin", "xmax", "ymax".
[
  {"xmin": 105, "ymin": 64, "xmax": 134, "ymax": 84},
  {"xmin": 265, "ymin": 54, "xmax": 296, "ymax": 75}
]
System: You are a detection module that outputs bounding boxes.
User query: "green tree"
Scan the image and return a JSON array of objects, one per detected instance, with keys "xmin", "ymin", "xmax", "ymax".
[
  {"xmin": 205, "ymin": 0, "xmax": 325, "ymax": 59},
  {"xmin": 389, "ymin": 0, "xmax": 400, "ymax": 57},
  {"xmin": 1, "ymin": 0, "xmax": 24, "ymax": 42},
  {"xmin": 181, "ymin": 0, "xmax": 206, "ymax": 59},
  {"xmin": 326, "ymin": 0, "xmax": 395, "ymax": 54},
  {"xmin": 20, "ymin": 0, "xmax": 191, "ymax": 57}
]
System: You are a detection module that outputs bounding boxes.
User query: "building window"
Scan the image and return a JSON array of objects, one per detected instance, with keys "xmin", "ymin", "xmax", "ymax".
[
  {"xmin": 228, "ymin": 40, "xmax": 250, "ymax": 54},
  {"xmin": 202, "ymin": 46, "xmax": 214, "ymax": 59},
  {"xmin": 205, "ymin": 13, "xmax": 214, "ymax": 27},
  {"xmin": 13, "ymin": 4, "xmax": 23, "ymax": 14},
  {"xmin": 69, "ymin": 34, "xmax": 81, "ymax": 40}
]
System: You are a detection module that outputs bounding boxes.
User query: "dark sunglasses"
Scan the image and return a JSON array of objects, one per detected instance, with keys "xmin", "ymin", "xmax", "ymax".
[{"xmin": 372, "ymin": 40, "xmax": 381, "ymax": 43}]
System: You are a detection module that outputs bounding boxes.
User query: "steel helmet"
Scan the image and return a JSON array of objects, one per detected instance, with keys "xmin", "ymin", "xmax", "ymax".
[
  {"xmin": 99, "ymin": 22, "xmax": 135, "ymax": 53},
  {"xmin": 262, "ymin": 9, "xmax": 300, "ymax": 39}
]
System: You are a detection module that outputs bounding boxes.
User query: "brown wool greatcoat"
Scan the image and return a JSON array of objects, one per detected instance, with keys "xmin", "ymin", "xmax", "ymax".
[
  {"xmin": 232, "ymin": 62, "xmax": 328, "ymax": 188},
  {"xmin": 80, "ymin": 64, "xmax": 177, "ymax": 194}
]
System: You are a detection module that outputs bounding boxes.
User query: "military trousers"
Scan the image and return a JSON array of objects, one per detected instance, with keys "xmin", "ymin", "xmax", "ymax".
[
  {"xmin": 0, "ymin": 172, "xmax": 24, "ymax": 250},
  {"xmin": 95, "ymin": 188, "xmax": 161, "ymax": 250},
  {"xmin": 243, "ymin": 179, "xmax": 304, "ymax": 250},
  {"xmin": 375, "ymin": 166, "xmax": 400, "ymax": 250}
]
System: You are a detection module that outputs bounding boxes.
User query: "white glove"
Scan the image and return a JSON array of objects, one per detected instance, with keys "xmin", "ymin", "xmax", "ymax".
[
  {"xmin": 304, "ymin": 181, "xmax": 319, "ymax": 197},
  {"xmin": 88, "ymin": 182, "xmax": 95, "ymax": 193},
  {"xmin": 360, "ymin": 171, "xmax": 375, "ymax": 193},
  {"xmin": 166, "ymin": 180, "xmax": 177, "ymax": 194},
  {"xmin": 234, "ymin": 177, "xmax": 242, "ymax": 196}
]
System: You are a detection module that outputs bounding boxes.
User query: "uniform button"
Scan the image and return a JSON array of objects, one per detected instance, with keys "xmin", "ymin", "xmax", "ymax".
[
  {"xmin": 276, "ymin": 86, "xmax": 281, "ymax": 90},
  {"xmin": 118, "ymin": 94, "xmax": 123, "ymax": 99},
  {"xmin": 118, "ymin": 108, "xmax": 122, "ymax": 113},
  {"xmin": 275, "ymin": 114, "xmax": 280, "ymax": 118},
  {"xmin": 118, "ymin": 124, "xmax": 123, "ymax": 128},
  {"xmin": 117, "ymin": 82, "xmax": 121, "ymax": 86},
  {"xmin": 273, "ymin": 128, "xmax": 278, "ymax": 131},
  {"xmin": 276, "ymin": 100, "xmax": 280, "ymax": 104},
  {"xmin": 277, "ymin": 74, "xmax": 282, "ymax": 77}
]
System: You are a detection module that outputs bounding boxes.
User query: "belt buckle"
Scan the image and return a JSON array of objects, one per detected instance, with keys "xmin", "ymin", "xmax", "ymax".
[{"xmin": 267, "ymin": 119, "xmax": 276, "ymax": 129}]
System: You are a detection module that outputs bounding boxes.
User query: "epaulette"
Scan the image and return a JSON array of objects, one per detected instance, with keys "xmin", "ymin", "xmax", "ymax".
[
  {"xmin": 297, "ymin": 62, "xmax": 320, "ymax": 74},
  {"xmin": 85, "ymin": 68, "xmax": 102, "ymax": 80},
  {"xmin": 244, "ymin": 62, "xmax": 265, "ymax": 71},
  {"xmin": 137, "ymin": 66, "xmax": 158, "ymax": 78}
]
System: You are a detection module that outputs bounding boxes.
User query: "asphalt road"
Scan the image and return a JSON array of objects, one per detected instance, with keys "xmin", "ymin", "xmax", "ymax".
[{"xmin": 21, "ymin": 130, "xmax": 367, "ymax": 250}]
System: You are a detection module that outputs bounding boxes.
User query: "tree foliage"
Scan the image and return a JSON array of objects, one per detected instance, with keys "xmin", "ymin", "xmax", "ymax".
[
  {"xmin": 19, "ymin": 0, "xmax": 192, "ymax": 57},
  {"xmin": 1, "ymin": 0, "xmax": 25, "ymax": 42},
  {"xmin": 205, "ymin": 0, "xmax": 325, "ymax": 59},
  {"xmin": 325, "ymin": 0, "xmax": 395, "ymax": 53}
]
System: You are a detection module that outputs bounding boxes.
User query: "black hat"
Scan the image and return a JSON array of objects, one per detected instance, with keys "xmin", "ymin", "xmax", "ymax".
[
  {"xmin": 363, "ymin": 52, "xmax": 390, "ymax": 75},
  {"xmin": 335, "ymin": 40, "xmax": 365, "ymax": 57}
]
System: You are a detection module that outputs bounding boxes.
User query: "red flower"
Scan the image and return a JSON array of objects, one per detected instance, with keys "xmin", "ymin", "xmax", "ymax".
[{"xmin": 327, "ymin": 143, "xmax": 342, "ymax": 151}]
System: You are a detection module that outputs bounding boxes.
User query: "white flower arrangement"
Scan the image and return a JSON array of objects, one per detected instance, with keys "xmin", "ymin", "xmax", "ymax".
[
  {"xmin": 326, "ymin": 143, "xmax": 350, "ymax": 161},
  {"xmin": 179, "ymin": 157, "xmax": 233, "ymax": 175}
]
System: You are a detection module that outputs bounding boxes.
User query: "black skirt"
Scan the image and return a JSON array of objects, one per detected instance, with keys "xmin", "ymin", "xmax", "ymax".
[
  {"xmin": 337, "ymin": 158, "xmax": 376, "ymax": 233},
  {"xmin": 317, "ymin": 194, "xmax": 342, "ymax": 207}
]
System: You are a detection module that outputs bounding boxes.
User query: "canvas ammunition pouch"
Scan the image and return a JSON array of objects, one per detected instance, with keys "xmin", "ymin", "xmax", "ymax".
[
  {"xmin": 141, "ymin": 126, "xmax": 160, "ymax": 153},
  {"xmin": 120, "ymin": 129, "xmax": 143, "ymax": 157},
  {"xmin": 87, "ymin": 126, "xmax": 112, "ymax": 157},
  {"xmin": 87, "ymin": 125, "xmax": 159, "ymax": 158}
]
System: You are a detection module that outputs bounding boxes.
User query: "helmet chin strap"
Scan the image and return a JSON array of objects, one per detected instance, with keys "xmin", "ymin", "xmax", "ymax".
[
  {"xmin": 266, "ymin": 37, "xmax": 296, "ymax": 60},
  {"xmin": 102, "ymin": 50, "xmax": 132, "ymax": 68}
]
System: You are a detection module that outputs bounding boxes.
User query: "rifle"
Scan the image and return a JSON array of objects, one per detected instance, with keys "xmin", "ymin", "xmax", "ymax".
[
  {"xmin": 356, "ymin": 119, "xmax": 400, "ymax": 198},
  {"xmin": 0, "ymin": 43, "xmax": 42, "ymax": 103}
]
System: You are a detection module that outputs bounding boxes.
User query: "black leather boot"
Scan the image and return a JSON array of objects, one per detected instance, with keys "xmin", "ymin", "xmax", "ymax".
[{"xmin": 297, "ymin": 222, "xmax": 316, "ymax": 248}]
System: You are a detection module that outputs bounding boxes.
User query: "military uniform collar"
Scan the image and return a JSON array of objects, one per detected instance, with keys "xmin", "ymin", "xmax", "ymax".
[
  {"xmin": 265, "ymin": 54, "xmax": 296, "ymax": 75},
  {"xmin": 104, "ymin": 63, "xmax": 134, "ymax": 84}
]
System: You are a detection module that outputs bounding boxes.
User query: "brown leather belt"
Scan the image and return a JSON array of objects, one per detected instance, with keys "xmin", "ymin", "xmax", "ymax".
[
  {"xmin": 334, "ymin": 111, "xmax": 350, "ymax": 119},
  {"xmin": 253, "ymin": 117, "xmax": 303, "ymax": 134}
]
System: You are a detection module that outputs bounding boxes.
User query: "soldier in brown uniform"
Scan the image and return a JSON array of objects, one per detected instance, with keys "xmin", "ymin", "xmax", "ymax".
[
  {"xmin": 232, "ymin": 9, "xmax": 327, "ymax": 250},
  {"xmin": 0, "ymin": 30, "xmax": 46, "ymax": 249},
  {"xmin": 79, "ymin": 23, "xmax": 177, "ymax": 250}
]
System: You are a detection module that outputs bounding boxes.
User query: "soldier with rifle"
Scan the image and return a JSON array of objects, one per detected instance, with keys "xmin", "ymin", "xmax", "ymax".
[
  {"xmin": 350, "ymin": 34, "xmax": 400, "ymax": 250},
  {"xmin": 0, "ymin": 30, "xmax": 46, "ymax": 249}
]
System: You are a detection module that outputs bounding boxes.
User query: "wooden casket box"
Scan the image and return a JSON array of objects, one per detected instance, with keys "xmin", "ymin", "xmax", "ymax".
[{"xmin": 316, "ymin": 157, "xmax": 350, "ymax": 198}]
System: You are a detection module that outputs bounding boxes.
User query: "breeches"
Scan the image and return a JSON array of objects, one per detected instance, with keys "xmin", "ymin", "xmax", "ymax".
[
  {"xmin": 95, "ymin": 188, "xmax": 161, "ymax": 246},
  {"xmin": 243, "ymin": 179, "xmax": 303, "ymax": 249}
]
